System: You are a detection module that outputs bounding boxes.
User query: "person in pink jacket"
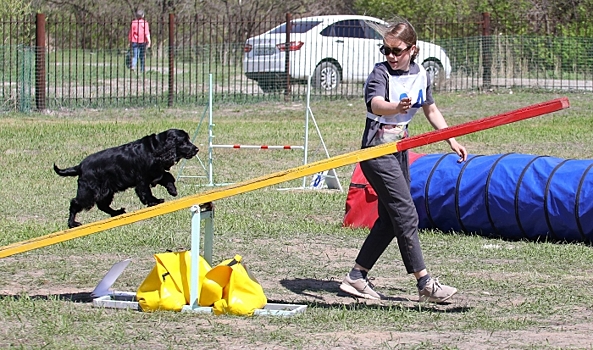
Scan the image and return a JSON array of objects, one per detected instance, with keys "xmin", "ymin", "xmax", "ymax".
[{"xmin": 128, "ymin": 9, "xmax": 151, "ymax": 72}]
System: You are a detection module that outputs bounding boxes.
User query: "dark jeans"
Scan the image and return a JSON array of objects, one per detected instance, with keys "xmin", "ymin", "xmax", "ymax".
[
  {"xmin": 131, "ymin": 42, "xmax": 147, "ymax": 71},
  {"xmin": 356, "ymin": 150, "xmax": 427, "ymax": 274}
]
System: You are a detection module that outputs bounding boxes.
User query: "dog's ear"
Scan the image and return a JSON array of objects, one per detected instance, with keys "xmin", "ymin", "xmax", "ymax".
[{"xmin": 153, "ymin": 129, "xmax": 178, "ymax": 168}]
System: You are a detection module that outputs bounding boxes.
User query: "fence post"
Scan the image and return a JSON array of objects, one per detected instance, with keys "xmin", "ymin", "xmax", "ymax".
[
  {"xmin": 481, "ymin": 12, "xmax": 492, "ymax": 89},
  {"xmin": 284, "ymin": 13, "xmax": 292, "ymax": 101},
  {"xmin": 35, "ymin": 13, "xmax": 46, "ymax": 111},
  {"xmin": 168, "ymin": 13, "xmax": 175, "ymax": 107}
]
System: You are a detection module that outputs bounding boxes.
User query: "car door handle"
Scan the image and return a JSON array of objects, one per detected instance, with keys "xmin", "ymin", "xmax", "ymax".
[{"xmin": 335, "ymin": 40, "xmax": 344, "ymax": 43}]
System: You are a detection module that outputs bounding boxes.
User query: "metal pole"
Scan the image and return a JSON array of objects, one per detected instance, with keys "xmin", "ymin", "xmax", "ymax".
[
  {"xmin": 35, "ymin": 13, "xmax": 46, "ymax": 111},
  {"xmin": 208, "ymin": 74, "xmax": 214, "ymax": 186},
  {"xmin": 284, "ymin": 13, "xmax": 292, "ymax": 101},
  {"xmin": 168, "ymin": 13, "xmax": 175, "ymax": 107},
  {"xmin": 481, "ymin": 12, "xmax": 492, "ymax": 89},
  {"xmin": 189, "ymin": 205, "xmax": 202, "ymax": 308},
  {"xmin": 301, "ymin": 74, "xmax": 312, "ymax": 188}
]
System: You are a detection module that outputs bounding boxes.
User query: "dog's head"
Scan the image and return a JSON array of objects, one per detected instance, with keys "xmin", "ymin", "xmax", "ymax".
[
  {"xmin": 173, "ymin": 129, "xmax": 199, "ymax": 161},
  {"xmin": 153, "ymin": 129, "xmax": 199, "ymax": 167}
]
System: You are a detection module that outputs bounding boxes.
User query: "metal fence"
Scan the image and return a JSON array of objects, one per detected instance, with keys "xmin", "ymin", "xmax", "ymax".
[{"xmin": 2, "ymin": 13, "xmax": 593, "ymax": 112}]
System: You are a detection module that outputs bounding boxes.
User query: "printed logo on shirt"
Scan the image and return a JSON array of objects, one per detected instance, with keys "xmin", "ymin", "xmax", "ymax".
[{"xmin": 366, "ymin": 64, "xmax": 428, "ymax": 126}]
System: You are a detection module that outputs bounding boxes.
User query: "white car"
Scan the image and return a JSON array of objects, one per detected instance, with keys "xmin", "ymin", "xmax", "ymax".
[{"xmin": 243, "ymin": 15, "xmax": 452, "ymax": 93}]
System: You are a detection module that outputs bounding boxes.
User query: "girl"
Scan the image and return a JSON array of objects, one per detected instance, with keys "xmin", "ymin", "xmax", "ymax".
[{"xmin": 340, "ymin": 18, "xmax": 468, "ymax": 303}]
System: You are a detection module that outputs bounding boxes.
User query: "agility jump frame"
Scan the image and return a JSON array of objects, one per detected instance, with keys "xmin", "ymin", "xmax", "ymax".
[{"xmin": 177, "ymin": 74, "xmax": 341, "ymax": 190}]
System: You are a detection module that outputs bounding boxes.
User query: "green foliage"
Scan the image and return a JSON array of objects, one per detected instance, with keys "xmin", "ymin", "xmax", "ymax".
[
  {"xmin": 429, "ymin": 34, "xmax": 593, "ymax": 80},
  {"xmin": 0, "ymin": 0, "xmax": 32, "ymax": 20},
  {"xmin": 494, "ymin": 35, "xmax": 593, "ymax": 75},
  {"xmin": 480, "ymin": 0, "xmax": 532, "ymax": 23},
  {"xmin": 354, "ymin": 0, "xmax": 480, "ymax": 23},
  {"xmin": 353, "ymin": 0, "xmax": 593, "ymax": 37},
  {"xmin": 0, "ymin": 0, "xmax": 34, "ymax": 45}
]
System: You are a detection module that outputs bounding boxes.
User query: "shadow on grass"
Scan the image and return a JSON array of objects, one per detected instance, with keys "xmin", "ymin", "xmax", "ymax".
[
  {"xmin": 280, "ymin": 277, "xmax": 342, "ymax": 296},
  {"xmin": 279, "ymin": 278, "xmax": 471, "ymax": 313},
  {"xmin": 299, "ymin": 299, "xmax": 471, "ymax": 313},
  {"xmin": 0, "ymin": 292, "xmax": 94, "ymax": 303}
]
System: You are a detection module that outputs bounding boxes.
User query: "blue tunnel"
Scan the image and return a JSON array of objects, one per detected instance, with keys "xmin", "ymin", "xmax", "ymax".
[{"xmin": 410, "ymin": 153, "xmax": 593, "ymax": 242}]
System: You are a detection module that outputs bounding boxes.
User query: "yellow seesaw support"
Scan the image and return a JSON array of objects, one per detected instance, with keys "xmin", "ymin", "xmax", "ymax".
[{"xmin": 0, "ymin": 97, "xmax": 570, "ymax": 259}]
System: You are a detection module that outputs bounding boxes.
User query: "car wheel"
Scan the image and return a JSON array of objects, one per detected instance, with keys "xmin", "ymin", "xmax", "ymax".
[
  {"xmin": 422, "ymin": 60, "xmax": 445, "ymax": 89},
  {"xmin": 313, "ymin": 62, "xmax": 340, "ymax": 91}
]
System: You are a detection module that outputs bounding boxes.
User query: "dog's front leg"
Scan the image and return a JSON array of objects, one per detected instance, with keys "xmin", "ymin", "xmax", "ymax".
[
  {"xmin": 97, "ymin": 196, "xmax": 126, "ymax": 217},
  {"xmin": 155, "ymin": 171, "xmax": 178, "ymax": 196},
  {"xmin": 135, "ymin": 183, "xmax": 164, "ymax": 206}
]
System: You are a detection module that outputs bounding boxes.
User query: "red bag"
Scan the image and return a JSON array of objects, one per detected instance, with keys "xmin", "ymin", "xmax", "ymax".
[{"xmin": 343, "ymin": 152, "xmax": 425, "ymax": 229}]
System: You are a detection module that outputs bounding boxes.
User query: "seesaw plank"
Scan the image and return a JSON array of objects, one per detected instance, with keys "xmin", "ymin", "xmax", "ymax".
[{"xmin": 0, "ymin": 97, "xmax": 569, "ymax": 258}]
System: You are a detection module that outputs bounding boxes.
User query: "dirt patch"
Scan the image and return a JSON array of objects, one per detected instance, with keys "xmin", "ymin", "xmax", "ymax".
[{"xmin": 2, "ymin": 230, "xmax": 593, "ymax": 350}]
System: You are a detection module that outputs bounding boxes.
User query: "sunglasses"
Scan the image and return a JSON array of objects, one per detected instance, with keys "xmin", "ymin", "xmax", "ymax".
[{"xmin": 379, "ymin": 45, "xmax": 412, "ymax": 57}]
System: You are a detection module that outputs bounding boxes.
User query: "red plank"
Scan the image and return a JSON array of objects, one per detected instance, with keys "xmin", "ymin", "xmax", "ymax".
[{"xmin": 397, "ymin": 97, "xmax": 570, "ymax": 151}]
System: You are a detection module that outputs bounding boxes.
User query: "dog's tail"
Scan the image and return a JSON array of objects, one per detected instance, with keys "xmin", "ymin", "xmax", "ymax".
[{"xmin": 53, "ymin": 163, "xmax": 81, "ymax": 177}]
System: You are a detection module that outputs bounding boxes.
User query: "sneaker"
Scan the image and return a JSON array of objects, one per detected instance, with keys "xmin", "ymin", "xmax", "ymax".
[
  {"xmin": 339, "ymin": 274, "xmax": 383, "ymax": 300},
  {"xmin": 418, "ymin": 277, "xmax": 457, "ymax": 303}
]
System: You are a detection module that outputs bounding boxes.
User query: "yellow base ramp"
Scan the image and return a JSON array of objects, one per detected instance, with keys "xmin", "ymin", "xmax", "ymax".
[{"xmin": 0, "ymin": 97, "xmax": 569, "ymax": 258}]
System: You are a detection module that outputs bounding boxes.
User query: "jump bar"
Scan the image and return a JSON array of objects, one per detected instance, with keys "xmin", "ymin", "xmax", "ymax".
[
  {"xmin": 213, "ymin": 144, "xmax": 305, "ymax": 150},
  {"xmin": 0, "ymin": 97, "xmax": 569, "ymax": 258}
]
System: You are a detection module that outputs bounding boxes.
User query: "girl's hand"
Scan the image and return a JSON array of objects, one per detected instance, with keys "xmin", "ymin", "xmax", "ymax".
[
  {"xmin": 448, "ymin": 138, "xmax": 468, "ymax": 162},
  {"xmin": 397, "ymin": 97, "xmax": 411, "ymax": 114}
]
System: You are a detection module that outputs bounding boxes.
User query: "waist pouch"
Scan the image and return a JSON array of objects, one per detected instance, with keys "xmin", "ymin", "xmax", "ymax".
[{"xmin": 371, "ymin": 124, "xmax": 408, "ymax": 146}]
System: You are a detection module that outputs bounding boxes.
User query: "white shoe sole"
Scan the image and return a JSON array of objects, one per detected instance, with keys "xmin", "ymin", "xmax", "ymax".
[
  {"xmin": 419, "ymin": 288, "xmax": 458, "ymax": 303},
  {"xmin": 339, "ymin": 282, "xmax": 382, "ymax": 300}
]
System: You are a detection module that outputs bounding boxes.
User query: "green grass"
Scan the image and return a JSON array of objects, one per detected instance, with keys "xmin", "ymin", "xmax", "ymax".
[{"xmin": 1, "ymin": 91, "xmax": 593, "ymax": 349}]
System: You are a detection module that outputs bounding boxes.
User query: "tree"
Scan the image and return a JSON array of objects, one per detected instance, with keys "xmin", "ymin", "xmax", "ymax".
[
  {"xmin": 1, "ymin": 0, "xmax": 33, "ymax": 45},
  {"xmin": 352, "ymin": 0, "xmax": 593, "ymax": 36}
]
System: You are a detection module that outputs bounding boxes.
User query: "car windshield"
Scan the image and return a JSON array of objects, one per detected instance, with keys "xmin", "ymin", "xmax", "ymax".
[
  {"xmin": 320, "ymin": 20, "xmax": 383, "ymax": 39},
  {"xmin": 268, "ymin": 20, "xmax": 322, "ymax": 34}
]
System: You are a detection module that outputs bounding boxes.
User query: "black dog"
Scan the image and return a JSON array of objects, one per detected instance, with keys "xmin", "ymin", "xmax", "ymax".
[{"xmin": 54, "ymin": 129, "xmax": 199, "ymax": 228}]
